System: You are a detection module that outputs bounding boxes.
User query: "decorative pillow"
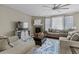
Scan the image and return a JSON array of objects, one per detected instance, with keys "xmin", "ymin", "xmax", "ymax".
[
  {"xmin": 67, "ymin": 31, "xmax": 79, "ymax": 40},
  {"xmin": 67, "ymin": 35, "xmax": 71, "ymax": 40},
  {"xmin": 38, "ymin": 32, "xmax": 44, "ymax": 39},
  {"xmin": 68, "ymin": 31, "xmax": 79, "ymax": 36},
  {"xmin": 67, "ymin": 32, "xmax": 74, "ymax": 40},
  {"xmin": 70, "ymin": 33, "xmax": 79, "ymax": 41}
]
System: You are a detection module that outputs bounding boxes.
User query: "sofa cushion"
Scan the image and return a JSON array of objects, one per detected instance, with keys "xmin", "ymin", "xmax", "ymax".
[
  {"xmin": 68, "ymin": 30, "xmax": 79, "ymax": 36},
  {"xmin": 67, "ymin": 35, "xmax": 71, "ymax": 40}
]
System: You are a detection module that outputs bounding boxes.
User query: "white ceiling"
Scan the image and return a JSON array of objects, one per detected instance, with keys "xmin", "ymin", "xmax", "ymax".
[{"xmin": 3, "ymin": 4, "xmax": 79, "ymax": 16}]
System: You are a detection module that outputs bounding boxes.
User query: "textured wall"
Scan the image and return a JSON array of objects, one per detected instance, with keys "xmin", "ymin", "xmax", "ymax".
[{"xmin": 0, "ymin": 5, "xmax": 32, "ymax": 36}]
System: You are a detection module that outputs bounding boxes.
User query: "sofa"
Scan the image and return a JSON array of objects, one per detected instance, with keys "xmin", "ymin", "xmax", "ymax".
[
  {"xmin": 45, "ymin": 29, "xmax": 69, "ymax": 39},
  {"xmin": 45, "ymin": 32, "xmax": 67, "ymax": 39},
  {"xmin": 59, "ymin": 30, "xmax": 79, "ymax": 54},
  {"xmin": 0, "ymin": 36, "xmax": 35, "ymax": 54}
]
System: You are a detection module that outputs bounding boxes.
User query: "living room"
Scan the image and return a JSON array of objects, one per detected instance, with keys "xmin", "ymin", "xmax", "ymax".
[{"xmin": 0, "ymin": 4, "xmax": 79, "ymax": 54}]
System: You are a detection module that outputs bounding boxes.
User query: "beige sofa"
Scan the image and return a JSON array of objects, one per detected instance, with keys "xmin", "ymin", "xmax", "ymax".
[
  {"xmin": 0, "ymin": 36, "xmax": 35, "ymax": 54},
  {"xmin": 59, "ymin": 37, "xmax": 79, "ymax": 54},
  {"xmin": 45, "ymin": 32, "xmax": 67, "ymax": 39}
]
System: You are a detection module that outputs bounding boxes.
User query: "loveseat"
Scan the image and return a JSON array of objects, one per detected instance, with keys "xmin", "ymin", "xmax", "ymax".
[{"xmin": 0, "ymin": 36, "xmax": 35, "ymax": 54}]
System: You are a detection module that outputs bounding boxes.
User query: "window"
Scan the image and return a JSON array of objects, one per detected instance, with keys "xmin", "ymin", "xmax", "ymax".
[
  {"xmin": 45, "ymin": 18, "xmax": 51, "ymax": 31},
  {"xmin": 64, "ymin": 16, "xmax": 74, "ymax": 30},
  {"xmin": 52, "ymin": 16, "xmax": 64, "ymax": 30},
  {"xmin": 44, "ymin": 16, "xmax": 74, "ymax": 31}
]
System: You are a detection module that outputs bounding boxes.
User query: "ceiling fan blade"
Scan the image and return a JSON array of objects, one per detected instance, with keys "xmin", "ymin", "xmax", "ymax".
[
  {"xmin": 57, "ymin": 8, "xmax": 69, "ymax": 9},
  {"xmin": 59, "ymin": 4, "xmax": 70, "ymax": 7},
  {"xmin": 42, "ymin": 5, "xmax": 51, "ymax": 8},
  {"xmin": 56, "ymin": 4, "xmax": 62, "ymax": 8}
]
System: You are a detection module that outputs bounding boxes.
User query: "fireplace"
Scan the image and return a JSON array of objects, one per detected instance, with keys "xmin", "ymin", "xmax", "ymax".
[{"xmin": 35, "ymin": 27, "xmax": 41, "ymax": 33}]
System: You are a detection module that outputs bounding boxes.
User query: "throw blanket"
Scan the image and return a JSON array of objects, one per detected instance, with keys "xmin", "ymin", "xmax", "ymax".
[{"xmin": 33, "ymin": 38, "xmax": 60, "ymax": 54}]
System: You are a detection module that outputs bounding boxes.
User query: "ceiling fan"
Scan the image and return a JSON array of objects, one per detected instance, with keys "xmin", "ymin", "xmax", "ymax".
[{"xmin": 43, "ymin": 4, "xmax": 70, "ymax": 10}]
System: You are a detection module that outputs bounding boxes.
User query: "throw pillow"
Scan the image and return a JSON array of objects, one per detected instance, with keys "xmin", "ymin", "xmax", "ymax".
[
  {"xmin": 67, "ymin": 35, "xmax": 71, "ymax": 40},
  {"xmin": 67, "ymin": 31, "xmax": 79, "ymax": 40},
  {"xmin": 70, "ymin": 33, "xmax": 79, "ymax": 41}
]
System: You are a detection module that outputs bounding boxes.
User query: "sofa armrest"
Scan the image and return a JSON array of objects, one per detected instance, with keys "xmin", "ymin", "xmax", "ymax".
[
  {"xmin": 59, "ymin": 37, "xmax": 72, "ymax": 54},
  {"xmin": 59, "ymin": 37, "xmax": 70, "ymax": 46},
  {"xmin": 69, "ymin": 40, "xmax": 79, "ymax": 48}
]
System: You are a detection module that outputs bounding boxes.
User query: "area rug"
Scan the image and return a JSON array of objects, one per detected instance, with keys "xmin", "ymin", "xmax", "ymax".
[{"xmin": 29, "ymin": 38, "xmax": 60, "ymax": 54}]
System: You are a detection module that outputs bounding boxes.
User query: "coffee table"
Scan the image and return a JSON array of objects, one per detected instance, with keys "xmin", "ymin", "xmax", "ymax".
[{"xmin": 33, "ymin": 36, "xmax": 46, "ymax": 46}]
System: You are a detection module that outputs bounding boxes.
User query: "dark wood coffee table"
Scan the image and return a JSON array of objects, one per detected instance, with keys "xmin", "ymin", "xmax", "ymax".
[
  {"xmin": 33, "ymin": 37, "xmax": 42, "ymax": 46},
  {"xmin": 33, "ymin": 36, "xmax": 46, "ymax": 46}
]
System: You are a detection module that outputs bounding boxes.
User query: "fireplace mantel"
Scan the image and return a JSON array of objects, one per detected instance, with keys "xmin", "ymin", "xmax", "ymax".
[{"xmin": 33, "ymin": 24, "xmax": 43, "ymax": 27}]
